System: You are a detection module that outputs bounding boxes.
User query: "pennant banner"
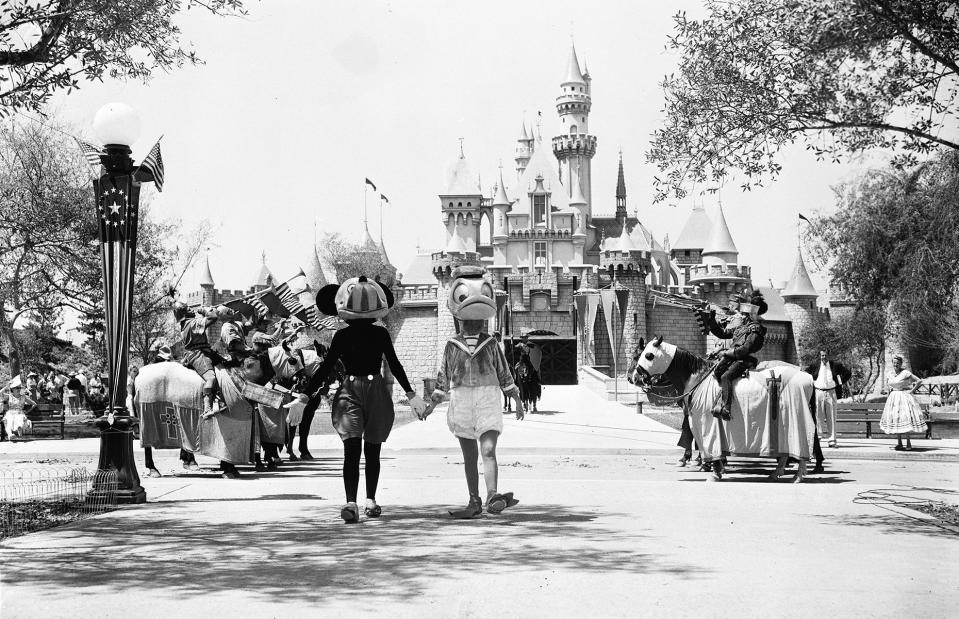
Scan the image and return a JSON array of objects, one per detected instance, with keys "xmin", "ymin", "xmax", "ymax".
[
  {"xmin": 600, "ymin": 289, "xmax": 617, "ymax": 358},
  {"xmin": 615, "ymin": 288, "xmax": 630, "ymax": 352}
]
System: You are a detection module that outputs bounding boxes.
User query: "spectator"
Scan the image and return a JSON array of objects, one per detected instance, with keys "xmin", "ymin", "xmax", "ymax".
[
  {"xmin": 64, "ymin": 374, "xmax": 83, "ymax": 415},
  {"xmin": 87, "ymin": 386, "xmax": 109, "ymax": 418},
  {"xmin": 804, "ymin": 350, "xmax": 852, "ymax": 448},
  {"xmin": 2, "ymin": 376, "xmax": 35, "ymax": 439}
]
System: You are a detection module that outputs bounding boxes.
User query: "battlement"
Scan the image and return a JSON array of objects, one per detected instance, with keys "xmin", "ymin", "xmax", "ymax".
[
  {"xmin": 396, "ymin": 283, "xmax": 439, "ymax": 307},
  {"xmin": 648, "ymin": 284, "xmax": 699, "ymax": 297},
  {"xmin": 431, "ymin": 251, "xmax": 483, "ymax": 277},
  {"xmin": 686, "ymin": 263, "xmax": 751, "ymax": 282},
  {"xmin": 185, "ymin": 287, "xmax": 251, "ymax": 308},
  {"xmin": 600, "ymin": 250, "xmax": 651, "ymax": 276},
  {"xmin": 551, "ymin": 134, "xmax": 597, "ymax": 157}
]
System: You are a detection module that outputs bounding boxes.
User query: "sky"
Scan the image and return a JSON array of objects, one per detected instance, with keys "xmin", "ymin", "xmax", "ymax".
[{"xmin": 50, "ymin": 0, "xmax": 867, "ymax": 297}]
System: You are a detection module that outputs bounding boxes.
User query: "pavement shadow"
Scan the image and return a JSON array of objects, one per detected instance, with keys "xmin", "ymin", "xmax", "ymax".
[
  {"xmin": 2, "ymin": 502, "xmax": 709, "ymax": 604},
  {"xmin": 815, "ymin": 512, "xmax": 959, "ymax": 540}
]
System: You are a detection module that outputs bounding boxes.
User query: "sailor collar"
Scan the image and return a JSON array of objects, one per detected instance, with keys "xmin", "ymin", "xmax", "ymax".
[{"xmin": 450, "ymin": 332, "xmax": 495, "ymax": 357}]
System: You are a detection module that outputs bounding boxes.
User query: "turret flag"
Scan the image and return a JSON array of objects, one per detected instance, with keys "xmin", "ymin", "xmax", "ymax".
[
  {"xmin": 380, "ymin": 194, "xmax": 389, "ymax": 204},
  {"xmin": 365, "ymin": 178, "xmax": 377, "ymax": 191},
  {"xmin": 798, "ymin": 213, "xmax": 811, "ymax": 223}
]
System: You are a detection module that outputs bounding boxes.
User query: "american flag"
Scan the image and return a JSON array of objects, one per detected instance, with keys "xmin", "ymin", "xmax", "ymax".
[
  {"xmin": 138, "ymin": 139, "xmax": 165, "ymax": 192},
  {"xmin": 275, "ymin": 281, "xmax": 305, "ymax": 316},
  {"xmin": 76, "ymin": 139, "xmax": 103, "ymax": 172}
]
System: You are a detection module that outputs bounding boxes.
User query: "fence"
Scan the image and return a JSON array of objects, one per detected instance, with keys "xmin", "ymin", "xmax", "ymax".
[{"xmin": 1, "ymin": 467, "xmax": 119, "ymax": 540}]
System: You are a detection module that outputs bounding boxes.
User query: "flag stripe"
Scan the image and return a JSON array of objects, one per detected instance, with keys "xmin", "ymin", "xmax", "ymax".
[{"xmin": 140, "ymin": 140, "xmax": 165, "ymax": 191}]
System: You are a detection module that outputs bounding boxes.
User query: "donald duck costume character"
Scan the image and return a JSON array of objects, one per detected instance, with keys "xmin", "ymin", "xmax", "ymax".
[{"xmin": 426, "ymin": 266, "xmax": 524, "ymax": 518}]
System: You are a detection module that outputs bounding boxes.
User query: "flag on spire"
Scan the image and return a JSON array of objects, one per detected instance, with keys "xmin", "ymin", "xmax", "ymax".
[
  {"xmin": 137, "ymin": 139, "xmax": 165, "ymax": 192},
  {"xmin": 365, "ymin": 178, "xmax": 377, "ymax": 191},
  {"xmin": 380, "ymin": 194, "xmax": 389, "ymax": 204},
  {"xmin": 798, "ymin": 213, "xmax": 811, "ymax": 223}
]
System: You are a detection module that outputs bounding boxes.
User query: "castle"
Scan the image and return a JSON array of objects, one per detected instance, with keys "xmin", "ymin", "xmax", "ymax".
[
  {"xmin": 188, "ymin": 44, "xmax": 839, "ymax": 395},
  {"xmin": 388, "ymin": 43, "xmax": 832, "ymax": 391}
]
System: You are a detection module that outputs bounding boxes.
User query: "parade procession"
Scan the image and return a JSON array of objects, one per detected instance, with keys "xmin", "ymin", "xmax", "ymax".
[{"xmin": 1, "ymin": 1, "xmax": 958, "ymax": 617}]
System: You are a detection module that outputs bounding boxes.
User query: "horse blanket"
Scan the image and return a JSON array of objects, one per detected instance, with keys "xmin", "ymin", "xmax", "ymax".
[
  {"xmin": 135, "ymin": 363, "xmax": 254, "ymax": 464},
  {"xmin": 686, "ymin": 365, "xmax": 815, "ymax": 461}
]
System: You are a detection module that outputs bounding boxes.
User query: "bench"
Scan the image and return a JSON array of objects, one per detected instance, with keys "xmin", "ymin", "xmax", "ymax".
[
  {"xmin": 835, "ymin": 402, "xmax": 931, "ymax": 439},
  {"xmin": 24, "ymin": 402, "xmax": 66, "ymax": 439}
]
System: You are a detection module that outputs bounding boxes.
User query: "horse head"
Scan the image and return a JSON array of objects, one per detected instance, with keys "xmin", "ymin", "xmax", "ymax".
[{"xmin": 631, "ymin": 336, "xmax": 677, "ymax": 386}]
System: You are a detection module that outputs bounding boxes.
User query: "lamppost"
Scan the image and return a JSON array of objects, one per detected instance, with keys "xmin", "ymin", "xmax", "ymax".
[{"xmin": 91, "ymin": 102, "xmax": 147, "ymax": 504}]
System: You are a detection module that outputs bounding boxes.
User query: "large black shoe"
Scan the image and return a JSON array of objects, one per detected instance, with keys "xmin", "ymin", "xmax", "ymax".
[{"xmin": 298, "ymin": 450, "xmax": 315, "ymax": 461}]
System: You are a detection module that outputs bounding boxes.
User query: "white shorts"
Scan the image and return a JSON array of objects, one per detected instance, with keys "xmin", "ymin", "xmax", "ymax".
[{"xmin": 447, "ymin": 386, "xmax": 504, "ymax": 440}]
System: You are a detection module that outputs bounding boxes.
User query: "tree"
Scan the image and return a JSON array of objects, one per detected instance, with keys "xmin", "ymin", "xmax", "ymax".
[
  {"xmin": 0, "ymin": 119, "xmax": 99, "ymax": 375},
  {"xmin": 0, "ymin": 118, "xmax": 210, "ymax": 375},
  {"xmin": 799, "ymin": 306, "xmax": 889, "ymax": 396},
  {"xmin": 0, "ymin": 0, "xmax": 245, "ymax": 116},
  {"xmin": 647, "ymin": 0, "xmax": 959, "ymax": 202},
  {"xmin": 319, "ymin": 232, "xmax": 396, "ymax": 287},
  {"xmin": 807, "ymin": 149, "xmax": 959, "ymax": 376}
]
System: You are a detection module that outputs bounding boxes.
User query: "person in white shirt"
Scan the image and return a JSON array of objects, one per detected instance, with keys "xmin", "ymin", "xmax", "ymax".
[{"xmin": 804, "ymin": 350, "xmax": 852, "ymax": 449}]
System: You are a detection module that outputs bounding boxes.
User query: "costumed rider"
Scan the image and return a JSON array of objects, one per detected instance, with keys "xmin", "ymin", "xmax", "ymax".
[
  {"xmin": 426, "ymin": 266, "xmax": 525, "ymax": 519},
  {"xmin": 173, "ymin": 300, "xmax": 232, "ymax": 417},
  {"xmin": 302, "ymin": 276, "xmax": 429, "ymax": 523},
  {"xmin": 693, "ymin": 289, "xmax": 768, "ymax": 421}
]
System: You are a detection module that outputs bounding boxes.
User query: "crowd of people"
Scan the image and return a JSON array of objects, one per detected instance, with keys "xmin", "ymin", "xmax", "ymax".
[{"xmin": 0, "ymin": 366, "xmax": 111, "ymax": 440}]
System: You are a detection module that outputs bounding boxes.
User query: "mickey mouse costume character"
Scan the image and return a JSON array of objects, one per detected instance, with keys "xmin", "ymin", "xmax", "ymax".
[
  {"xmin": 303, "ymin": 276, "xmax": 429, "ymax": 523},
  {"xmin": 425, "ymin": 266, "xmax": 524, "ymax": 519},
  {"xmin": 695, "ymin": 289, "xmax": 768, "ymax": 421}
]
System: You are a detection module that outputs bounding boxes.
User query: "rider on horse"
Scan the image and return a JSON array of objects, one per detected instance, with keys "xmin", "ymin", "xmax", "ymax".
[
  {"xmin": 694, "ymin": 290, "xmax": 768, "ymax": 421},
  {"xmin": 174, "ymin": 301, "xmax": 232, "ymax": 417}
]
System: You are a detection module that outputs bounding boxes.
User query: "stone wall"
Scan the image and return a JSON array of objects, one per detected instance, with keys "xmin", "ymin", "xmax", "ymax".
[
  {"xmin": 645, "ymin": 304, "xmax": 707, "ymax": 358},
  {"xmin": 389, "ymin": 304, "xmax": 438, "ymax": 397}
]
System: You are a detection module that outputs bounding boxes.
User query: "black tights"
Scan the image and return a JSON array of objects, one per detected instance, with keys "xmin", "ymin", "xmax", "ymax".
[{"xmin": 342, "ymin": 437, "xmax": 382, "ymax": 503}]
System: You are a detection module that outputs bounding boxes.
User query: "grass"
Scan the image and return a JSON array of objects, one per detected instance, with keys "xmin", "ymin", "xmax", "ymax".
[{"xmin": 0, "ymin": 498, "xmax": 108, "ymax": 540}]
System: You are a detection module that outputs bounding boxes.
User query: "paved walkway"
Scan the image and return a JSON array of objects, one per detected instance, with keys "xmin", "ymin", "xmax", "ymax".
[{"xmin": 2, "ymin": 385, "xmax": 958, "ymax": 617}]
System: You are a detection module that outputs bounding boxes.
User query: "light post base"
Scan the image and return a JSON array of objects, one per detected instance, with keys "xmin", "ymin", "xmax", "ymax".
[{"xmin": 93, "ymin": 410, "xmax": 146, "ymax": 504}]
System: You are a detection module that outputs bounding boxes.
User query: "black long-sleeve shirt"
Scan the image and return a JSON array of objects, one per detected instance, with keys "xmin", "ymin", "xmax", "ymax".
[{"xmin": 303, "ymin": 322, "xmax": 413, "ymax": 396}]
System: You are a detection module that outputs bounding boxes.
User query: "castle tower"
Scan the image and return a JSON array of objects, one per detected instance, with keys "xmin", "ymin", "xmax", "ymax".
[
  {"xmin": 552, "ymin": 43, "xmax": 597, "ymax": 209},
  {"xmin": 252, "ymin": 251, "xmax": 274, "ymax": 292},
  {"xmin": 600, "ymin": 224, "xmax": 652, "ymax": 376},
  {"xmin": 569, "ymin": 174, "xmax": 588, "ymax": 264},
  {"xmin": 615, "ymin": 152, "xmax": 627, "ymax": 222},
  {"xmin": 491, "ymin": 167, "xmax": 511, "ymax": 264},
  {"xmin": 198, "ymin": 252, "xmax": 216, "ymax": 306},
  {"xmin": 686, "ymin": 203, "xmax": 750, "ymax": 308},
  {"xmin": 439, "ymin": 143, "xmax": 483, "ymax": 253},
  {"xmin": 514, "ymin": 122, "xmax": 532, "ymax": 178},
  {"xmin": 671, "ymin": 204, "xmax": 711, "ymax": 282},
  {"xmin": 302, "ymin": 246, "xmax": 328, "ymax": 292},
  {"xmin": 781, "ymin": 245, "xmax": 820, "ymax": 364}
]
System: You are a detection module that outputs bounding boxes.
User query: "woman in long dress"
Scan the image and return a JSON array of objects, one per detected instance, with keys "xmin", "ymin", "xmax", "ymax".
[
  {"xmin": 2, "ymin": 376, "xmax": 35, "ymax": 438},
  {"xmin": 880, "ymin": 355, "xmax": 926, "ymax": 451}
]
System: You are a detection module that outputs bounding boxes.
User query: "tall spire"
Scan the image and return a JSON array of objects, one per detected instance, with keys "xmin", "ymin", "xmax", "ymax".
[
  {"xmin": 782, "ymin": 246, "xmax": 818, "ymax": 298},
  {"xmin": 198, "ymin": 251, "xmax": 215, "ymax": 287},
  {"xmin": 493, "ymin": 165, "xmax": 511, "ymax": 206},
  {"xmin": 701, "ymin": 202, "xmax": 739, "ymax": 265},
  {"xmin": 615, "ymin": 151, "xmax": 627, "ymax": 222},
  {"xmin": 563, "ymin": 42, "xmax": 586, "ymax": 85}
]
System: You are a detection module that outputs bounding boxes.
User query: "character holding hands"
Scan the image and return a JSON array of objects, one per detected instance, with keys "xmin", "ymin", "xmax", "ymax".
[{"xmin": 422, "ymin": 266, "xmax": 524, "ymax": 518}]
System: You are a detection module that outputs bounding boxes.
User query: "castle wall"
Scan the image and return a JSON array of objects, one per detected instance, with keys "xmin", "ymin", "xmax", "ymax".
[
  {"xmin": 645, "ymin": 304, "xmax": 707, "ymax": 358},
  {"xmin": 756, "ymin": 320, "xmax": 794, "ymax": 365},
  {"xmin": 390, "ymin": 304, "xmax": 439, "ymax": 398}
]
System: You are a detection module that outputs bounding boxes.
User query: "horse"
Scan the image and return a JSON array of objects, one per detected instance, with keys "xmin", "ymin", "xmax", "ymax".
[
  {"xmin": 629, "ymin": 336, "xmax": 815, "ymax": 482},
  {"xmin": 514, "ymin": 355, "xmax": 541, "ymax": 413},
  {"xmin": 137, "ymin": 344, "xmax": 322, "ymax": 479}
]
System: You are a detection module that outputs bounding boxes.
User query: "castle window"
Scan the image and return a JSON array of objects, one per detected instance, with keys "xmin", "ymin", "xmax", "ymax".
[
  {"xmin": 534, "ymin": 241, "xmax": 547, "ymax": 265},
  {"xmin": 570, "ymin": 125, "xmax": 577, "ymax": 135},
  {"xmin": 533, "ymin": 194, "xmax": 547, "ymax": 225},
  {"xmin": 457, "ymin": 202, "xmax": 462, "ymax": 207},
  {"xmin": 467, "ymin": 202, "xmax": 471, "ymax": 208},
  {"xmin": 684, "ymin": 250, "xmax": 690, "ymax": 257},
  {"xmin": 448, "ymin": 202, "xmax": 453, "ymax": 208}
]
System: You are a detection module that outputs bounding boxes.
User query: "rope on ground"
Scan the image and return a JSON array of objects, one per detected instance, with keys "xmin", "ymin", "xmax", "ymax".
[{"xmin": 853, "ymin": 486, "xmax": 959, "ymax": 535}]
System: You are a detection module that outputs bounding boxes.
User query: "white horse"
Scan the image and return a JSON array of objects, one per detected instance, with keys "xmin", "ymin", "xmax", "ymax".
[{"xmin": 630, "ymin": 337, "xmax": 815, "ymax": 482}]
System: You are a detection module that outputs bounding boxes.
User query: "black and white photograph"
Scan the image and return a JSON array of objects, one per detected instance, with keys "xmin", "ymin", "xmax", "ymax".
[{"xmin": 1, "ymin": 1, "xmax": 957, "ymax": 616}]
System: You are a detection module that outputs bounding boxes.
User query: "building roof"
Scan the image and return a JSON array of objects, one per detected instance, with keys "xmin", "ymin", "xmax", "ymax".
[
  {"xmin": 252, "ymin": 255, "xmax": 274, "ymax": 288},
  {"xmin": 615, "ymin": 154, "xmax": 627, "ymax": 200},
  {"xmin": 519, "ymin": 121, "xmax": 528, "ymax": 141},
  {"xmin": 507, "ymin": 135, "xmax": 570, "ymax": 214},
  {"xmin": 563, "ymin": 43, "xmax": 586, "ymax": 85},
  {"xmin": 782, "ymin": 246, "xmax": 818, "ymax": 298},
  {"xmin": 755, "ymin": 286, "xmax": 789, "ymax": 322},
  {"xmin": 445, "ymin": 228, "xmax": 468, "ymax": 254},
  {"xmin": 631, "ymin": 222, "xmax": 662, "ymax": 254},
  {"xmin": 492, "ymin": 168, "xmax": 511, "ymax": 206},
  {"xmin": 442, "ymin": 150, "xmax": 482, "ymax": 196},
  {"xmin": 360, "ymin": 221, "xmax": 378, "ymax": 252},
  {"xmin": 302, "ymin": 247, "xmax": 328, "ymax": 291},
  {"xmin": 198, "ymin": 254, "xmax": 215, "ymax": 287},
  {"xmin": 672, "ymin": 204, "xmax": 712, "ymax": 251},
  {"xmin": 701, "ymin": 203, "xmax": 738, "ymax": 256},
  {"xmin": 401, "ymin": 252, "xmax": 434, "ymax": 286},
  {"xmin": 377, "ymin": 237, "xmax": 392, "ymax": 267}
]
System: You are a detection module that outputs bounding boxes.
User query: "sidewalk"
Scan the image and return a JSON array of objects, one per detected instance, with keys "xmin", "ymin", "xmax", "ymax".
[{"xmin": 4, "ymin": 385, "xmax": 958, "ymax": 461}]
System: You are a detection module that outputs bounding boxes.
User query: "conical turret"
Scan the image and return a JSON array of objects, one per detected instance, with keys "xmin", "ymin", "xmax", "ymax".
[
  {"xmin": 782, "ymin": 246, "xmax": 818, "ymax": 299},
  {"xmin": 701, "ymin": 203, "xmax": 739, "ymax": 266}
]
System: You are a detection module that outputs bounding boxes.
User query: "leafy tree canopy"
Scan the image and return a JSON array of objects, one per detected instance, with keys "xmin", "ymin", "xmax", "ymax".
[
  {"xmin": 1, "ymin": 0, "xmax": 245, "ymax": 116},
  {"xmin": 647, "ymin": 0, "xmax": 959, "ymax": 202}
]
